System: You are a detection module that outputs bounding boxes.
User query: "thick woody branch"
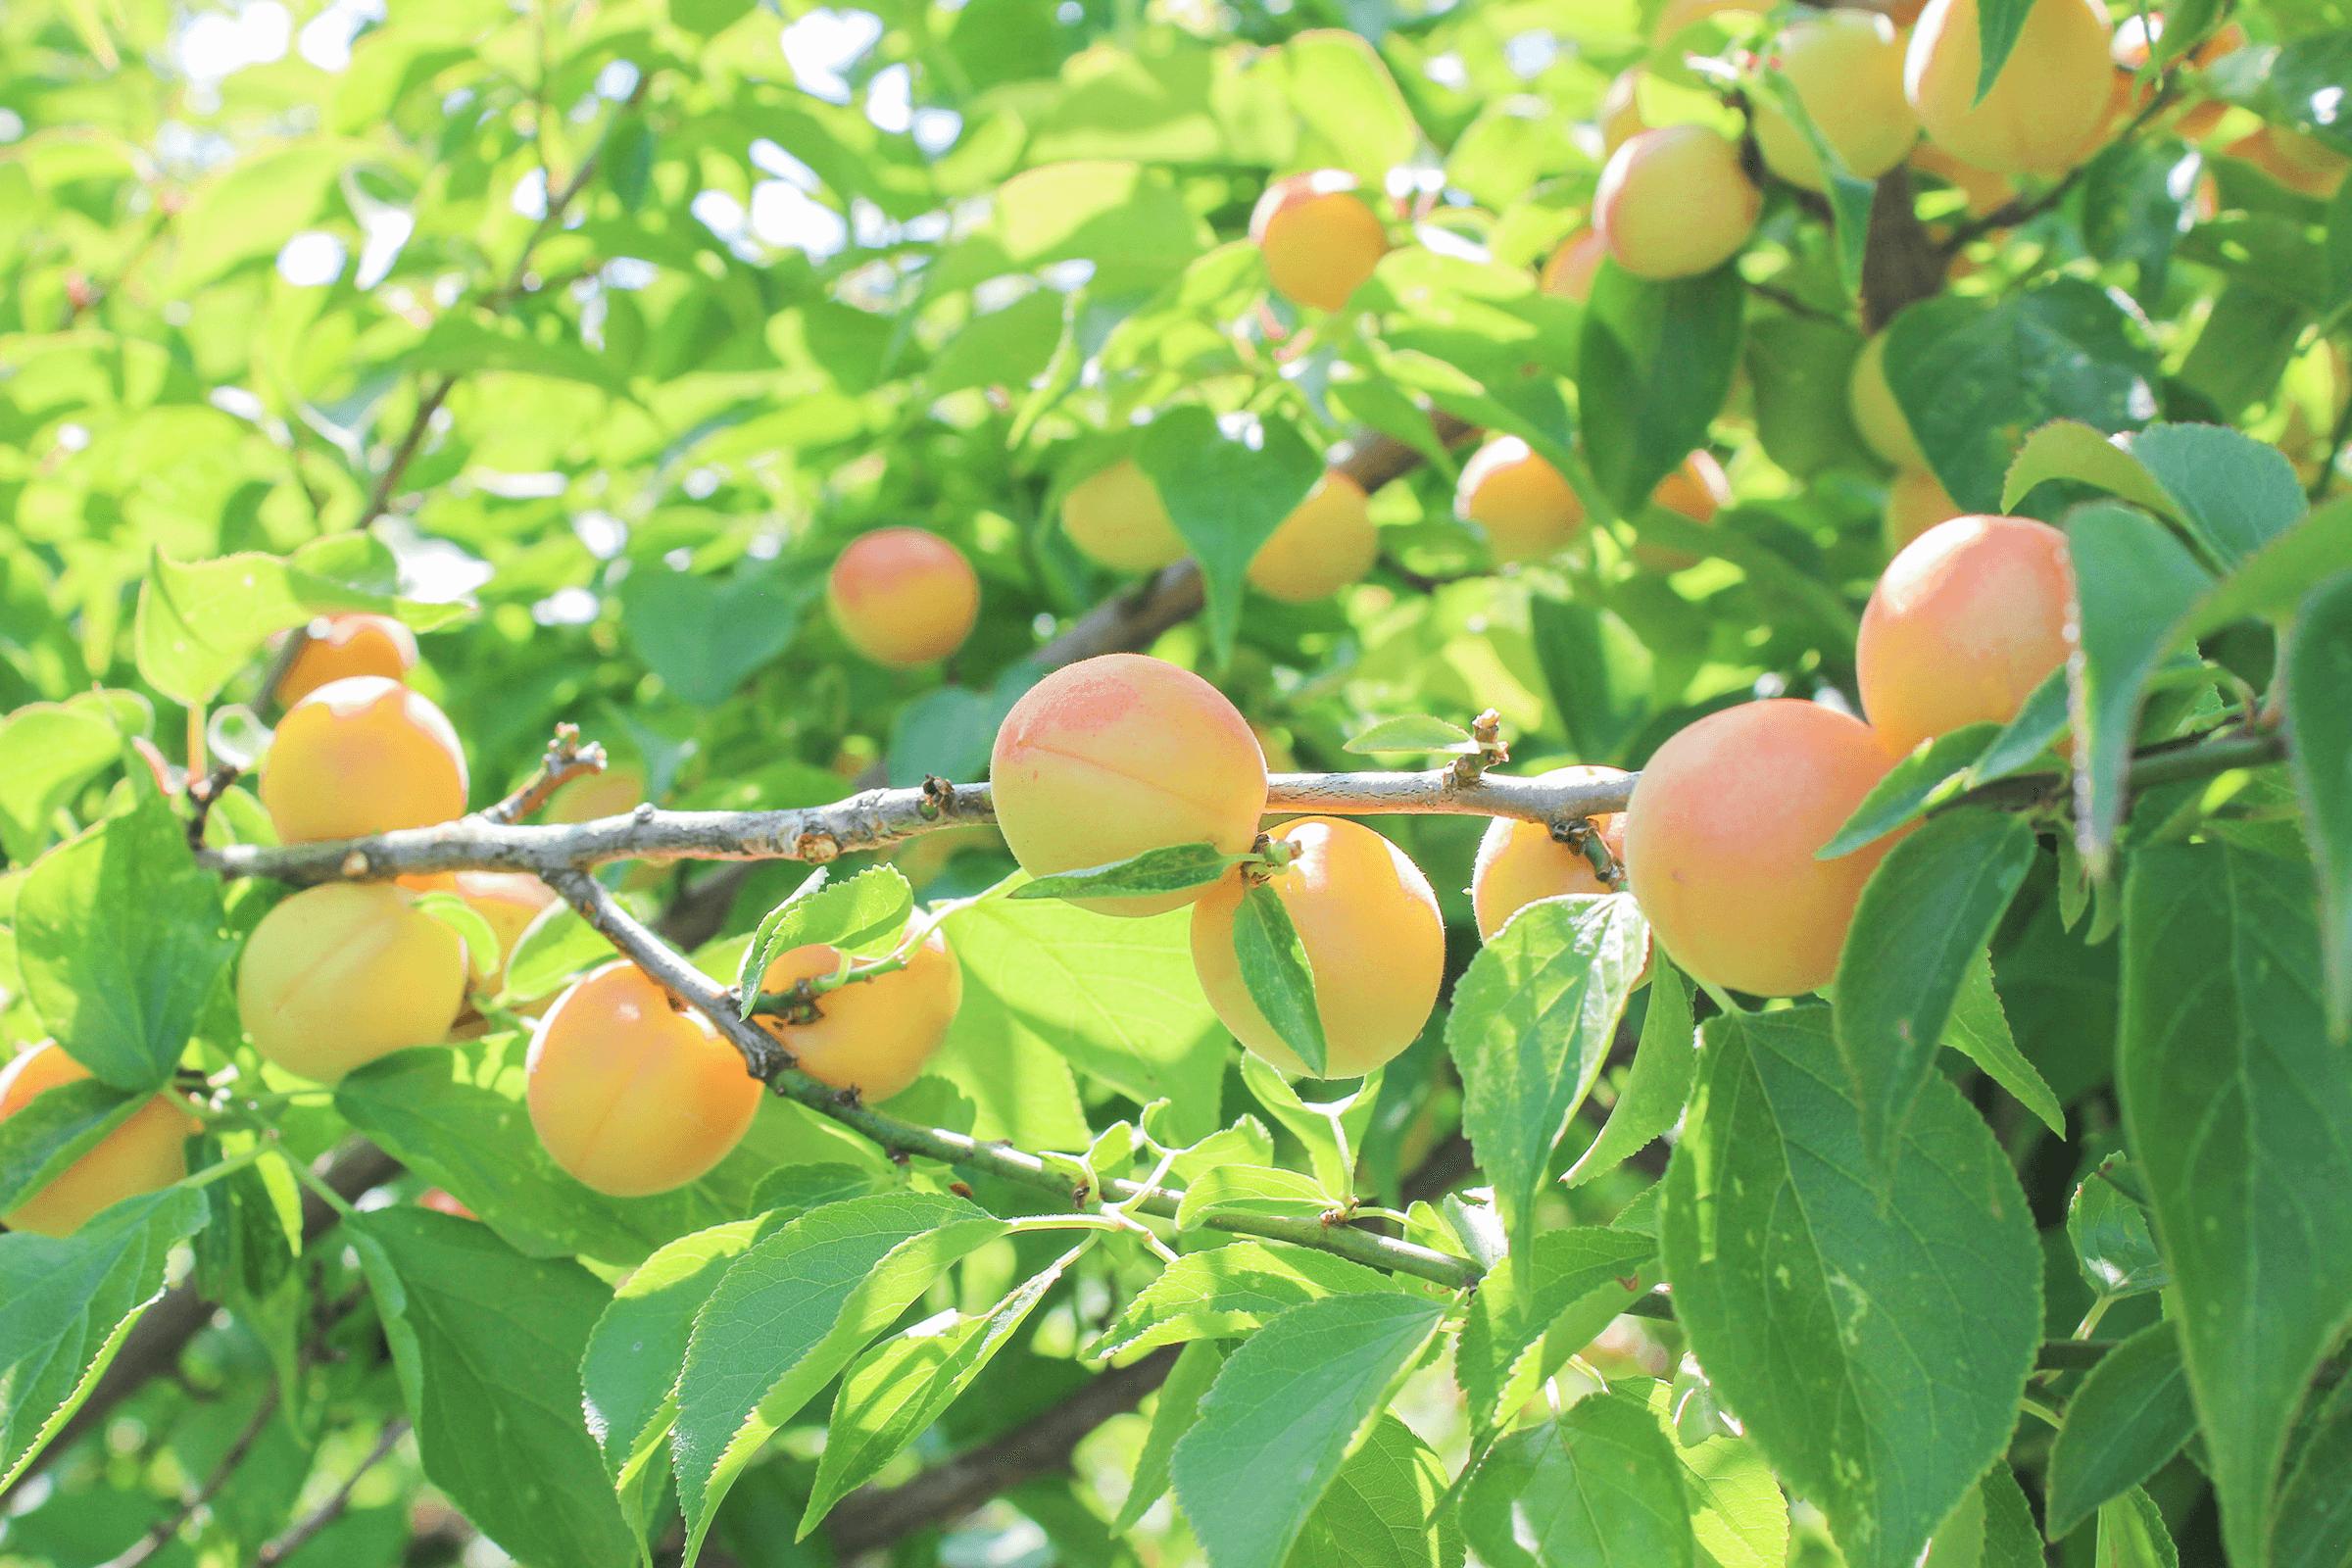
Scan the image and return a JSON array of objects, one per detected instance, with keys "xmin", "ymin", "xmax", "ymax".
[{"xmin": 542, "ymin": 869, "xmax": 1483, "ymax": 1289}]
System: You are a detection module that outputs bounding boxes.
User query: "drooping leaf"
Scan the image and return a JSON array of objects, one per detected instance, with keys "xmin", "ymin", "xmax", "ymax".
[
  {"xmin": 1820, "ymin": 723, "xmax": 2004, "ymax": 859},
  {"xmin": 1580, "ymin": 263, "xmax": 1745, "ymax": 516},
  {"xmin": 1231, "ymin": 880, "xmax": 1328, "ymax": 1077},
  {"xmin": 2284, "ymin": 569, "xmax": 2352, "ymax": 1038},
  {"xmin": 1139, "ymin": 407, "xmax": 1322, "ymax": 666},
  {"xmin": 2046, "ymin": 1321, "xmax": 2199, "ymax": 1539},
  {"xmin": 1008, "ymin": 843, "xmax": 1246, "ymax": 904},
  {"xmin": 1941, "ymin": 952, "xmax": 2066, "ymax": 1139},
  {"xmin": 1455, "ymin": 1225, "xmax": 1657, "ymax": 1429},
  {"xmin": 1971, "ymin": 0, "xmax": 2034, "ymax": 101},
  {"xmin": 1565, "ymin": 956, "xmax": 1695, "ymax": 1186}
]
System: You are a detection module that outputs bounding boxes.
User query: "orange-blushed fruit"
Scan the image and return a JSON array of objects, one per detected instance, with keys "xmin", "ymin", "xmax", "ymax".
[
  {"xmin": 260, "ymin": 676, "xmax": 467, "ymax": 844},
  {"xmin": 1635, "ymin": 450, "xmax": 1735, "ymax": 571},
  {"xmin": 276, "ymin": 613, "xmax": 419, "ymax": 708},
  {"xmin": 990, "ymin": 654, "xmax": 1268, "ymax": 917},
  {"xmin": 526, "ymin": 961, "xmax": 763, "ymax": 1197},
  {"xmin": 1248, "ymin": 472, "xmax": 1378, "ymax": 604},
  {"xmin": 1905, "ymin": 0, "xmax": 2113, "ymax": 175},
  {"xmin": 1624, "ymin": 700, "xmax": 1901, "ymax": 997},
  {"xmin": 826, "ymin": 528, "xmax": 981, "ymax": 668},
  {"xmin": 1470, "ymin": 766, "xmax": 1633, "ymax": 941},
  {"xmin": 756, "ymin": 920, "xmax": 962, "ymax": 1103},
  {"xmin": 1250, "ymin": 171, "xmax": 1390, "ymax": 313},
  {"xmin": 1595, "ymin": 124, "xmax": 1761, "ymax": 280},
  {"xmin": 236, "ymin": 881, "xmax": 469, "ymax": 1083},
  {"xmin": 1190, "ymin": 816, "xmax": 1444, "ymax": 1078},
  {"xmin": 1456, "ymin": 436, "xmax": 1585, "ymax": 563},
  {"xmin": 1540, "ymin": 228, "xmax": 1606, "ymax": 303},
  {"xmin": 0, "ymin": 1044, "xmax": 194, "ymax": 1237},
  {"xmin": 1857, "ymin": 514, "xmax": 2075, "ymax": 755},
  {"xmin": 1062, "ymin": 460, "xmax": 1187, "ymax": 574}
]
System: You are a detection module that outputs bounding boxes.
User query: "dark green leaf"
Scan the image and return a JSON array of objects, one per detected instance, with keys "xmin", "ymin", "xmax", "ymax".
[
  {"xmin": 2095, "ymin": 1488, "xmax": 2179, "ymax": 1568},
  {"xmin": 1820, "ymin": 723, "xmax": 2003, "ymax": 859},
  {"xmin": 2275, "ymin": 1378, "xmax": 2352, "ymax": 1568},
  {"xmin": 1580, "ymin": 263, "xmax": 1744, "ymax": 515},
  {"xmin": 1232, "ymin": 880, "xmax": 1327, "ymax": 1078},
  {"xmin": 0, "ymin": 1078, "xmax": 145, "ymax": 1219},
  {"xmin": 2005, "ymin": 418, "xmax": 2308, "ymax": 568},
  {"xmin": 1565, "ymin": 956, "xmax": 1695, "ymax": 1186},
  {"xmin": 735, "ymin": 865, "xmax": 914, "ymax": 1012},
  {"xmin": 1138, "ymin": 407, "xmax": 1322, "ymax": 667},
  {"xmin": 2046, "ymin": 1321, "xmax": 2198, "ymax": 1538},
  {"xmin": 1942, "ymin": 953, "xmax": 2065, "ymax": 1138},
  {"xmin": 1461, "ymin": 1390, "xmax": 1695, "ymax": 1568},
  {"xmin": 1009, "ymin": 842, "xmax": 1245, "ymax": 903},
  {"xmin": 2284, "ymin": 570, "xmax": 2352, "ymax": 1037},
  {"xmin": 2068, "ymin": 1158, "xmax": 2168, "ymax": 1298}
]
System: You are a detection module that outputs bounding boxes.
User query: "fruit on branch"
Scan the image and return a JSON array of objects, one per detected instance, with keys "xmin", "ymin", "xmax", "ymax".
[
  {"xmin": 1595, "ymin": 124, "xmax": 1760, "ymax": 280},
  {"xmin": 1909, "ymin": 140, "xmax": 2019, "ymax": 218},
  {"xmin": 545, "ymin": 763, "xmax": 645, "ymax": 824},
  {"xmin": 1858, "ymin": 514, "xmax": 2073, "ymax": 754},
  {"xmin": 1598, "ymin": 71, "xmax": 1646, "ymax": 155},
  {"xmin": 1250, "ymin": 170, "xmax": 1389, "ymax": 313},
  {"xmin": 1905, "ymin": 0, "xmax": 2113, "ymax": 175},
  {"xmin": 1848, "ymin": 332, "xmax": 1928, "ymax": 472},
  {"xmin": 1634, "ymin": 450, "xmax": 1734, "ymax": 572},
  {"xmin": 274, "ymin": 613, "xmax": 418, "ymax": 707},
  {"xmin": 2224, "ymin": 127, "xmax": 2350, "ymax": 199},
  {"xmin": 755, "ymin": 920, "xmax": 962, "ymax": 1103},
  {"xmin": 526, "ymin": 961, "xmax": 763, "ymax": 1197},
  {"xmin": 1191, "ymin": 816, "xmax": 1444, "ymax": 1077},
  {"xmin": 826, "ymin": 528, "xmax": 980, "ymax": 668},
  {"xmin": 991, "ymin": 654, "xmax": 1269, "ymax": 916},
  {"xmin": 1883, "ymin": 467, "xmax": 1964, "ymax": 555},
  {"xmin": 236, "ymin": 882, "xmax": 469, "ymax": 1083},
  {"xmin": 1540, "ymin": 227, "xmax": 1605, "ymax": 303},
  {"xmin": 1062, "ymin": 459, "xmax": 1188, "ymax": 573},
  {"xmin": 401, "ymin": 869, "xmax": 559, "ymax": 995},
  {"xmin": 1248, "ymin": 471, "xmax": 1377, "ymax": 603},
  {"xmin": 1455, "ymin": 436, "xmax": 1585, "ymax": 562},
  {"xmin": 1752, "ymin": 10, "xmax": 1920, "ymax": 192},
  {"xmin": 0, "ymin": 1043, "xmax": 194, "ymax": 1238},
  {"xmin": 259, "ymin": 675, "xmax": 467, "ymax": 844},
  {"xmin": 1624, "ymin": 700, "xmax": 1899, "ymax": 996},
  {"xmin": 1470, "ymin": 765, "xmax": 1632, "ymax": 941}
]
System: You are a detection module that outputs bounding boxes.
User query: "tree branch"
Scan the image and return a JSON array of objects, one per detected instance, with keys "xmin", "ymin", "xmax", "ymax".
[{"xmin": 255, "ymin": 1419, "xmax": 412, "ymax": 1567}]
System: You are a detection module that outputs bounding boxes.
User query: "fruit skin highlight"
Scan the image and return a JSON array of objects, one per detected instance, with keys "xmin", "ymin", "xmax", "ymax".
[
  {"xmin": 827, "ymin": 528, "xmax": 981, "ymax": 668},
  {"xmin": 526, "ymin": 960, "xmax": 763, "ymax": 1197},
  {"xmin": 260, "ymin": 675, "xmax": 468, "ymax": 844},
  {"xmin": 1624, "ymin": 700, "xmax": 1901, "ymax": 997},
  {"xmin": 1595, "ymin": 124, "xmax": 1760, "ymax": 280},
  {"xmin": 236, "ymin": 881, "xmax": 470, "ymax": 1083},
  {"xmin": 1455, "ymin": 436, "xmax": 1585, "ymax": 562},
  {"xmin": 276, "ymin": 613, "xmax": 419, "ymax": 707},
  {"xmin": 1471, "ymin": 766, "xmax": 1632, "ymax": 941},
  {"xmin": 756, "ymin": 921, "xmax": 962, "ymax": 1103},
  {"xmin": 1250, "ymin": 171, "xmax": 1389, "ymax": 313},
  {"xmin": 0, "ymin": 1043, "xmax": 194, "ymax": 1238},
  {"xmin": 1858, "ymin": 514, "xmax": 2075, "ymax": 755},
  {"xmin": 1062, "ymin": 460, "xmax": 1188, "ymax": 573},
  {"xmin": 990, "ymin": 654, "xmax": 1268, "ymax": 917},
  {"xmin": 1249, "ymin": 472, "xmax": 1377, "ymax": 604},
  {"xmin": 1752, "ymin": 10, "xmax": 1920, "ymax": 192},
  {"xmin": 1190, "ymin": 816, "xmax": 1445, "ymax": 1078},
  {"xmin": 1905, "ymin": 0, "xmax": 2113, "ymax": 175}
]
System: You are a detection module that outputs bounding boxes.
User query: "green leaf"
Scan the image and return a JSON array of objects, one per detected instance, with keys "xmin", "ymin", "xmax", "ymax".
[
  {"xmin": 2118, "ymin": 841, "xmax": 2352, "ymax": 1568},
  {"xmin": 1979, "ymin": 1462, "xmax": 2045, "ymax": 1566},
  {"xmin": 1882, "ymin": 280, "xmax": 2161, "ymax": 514},
  {"xmin": 2185, "ymin": 497, "xmax": 2352, "ymax": 639},
  {"xmin": 2284, "ymin": 570, "xmax": 2352, "ymax": 1038},
  {"xmin": 2064, "ymin": 504, "xmax": 2217, "ymax": 873},
  {"xmin": 1747, "ymin": 67, "xmax": 1872, "ymax": 295},
  {"xmin": 938, "ymin": 160, "xmax": 1206, "ymax": 296},
  {"xmin": 1941, "ymin": 953, "xmax": 2066, "ymax": 1139},
  {"xmin": 2095, "ymin": 1488, "xmax": 2179, "ymax": 1568},
  {"xmin": 0, "ymin": 694, "xmax": 143, "ymax": 862},
  {"xmin": 2005, "ymin": 420, "xmax": 2308, "ymax": 569},
  {"xmin": 1342, "ymin": 715, "xmax": 1478, "ymax": 756},
  {"xmin": 1835, "ymin": 809, "xmax": 2039, "ymax": 1176},
  {"xmin": 1461, "ymin": 1390, "xmax": 1696, "ymax": 1568},
  {"xmin": 1640, "ymin": 1381, "xmax": 1790, "ymax": 1568},
  {"xmin": 1658, "ymin": 1007, "xmax": 2042, "ymax": 1568},
  {"xmin": 670, "ymin": 1192, "xmax": 1005, "ymax": 1560},
  {"xmin": 2067, "ymin": 1158, "xmax": 2168, "ymax": 1298},
  {"xmin": 1138, "ymin": 406, "xmax": 1322, "ymax": 665},
  {"xmin": 1231, "ymin": 880, "xmax": 1328, "ymax": 1077},
  {"xmin": 1117, "ymin": 1339, "xmax": 1225, "ymax": 1532},
  {"xmin": 0, "ymin": 1187, "xmax": 210, "ymax": 1491},
  {"xmin": 0, "ymin": 1078, "xmax": 146, "ymax": 1219},
  {"xmin": 132, "ymin": 540, "xmax": 463, "ymax": 707},
  {"xmin": 735, "ymin": 866, "xmax": 913, "ymax": 1012},
  {"xmin": 1446, "ymin": 894, "xmax": 1648, "ymax": 1257},
  {"xmin": 1566, "ymin": 956, "xmax": 1696, "ymax": 1186},
  {"xmin": 1292, "ymin": 1413, "xmax": 1464, "ymax": 1568},
  {"xmin": 1085, "ymin": 1238, "xmax": 1393, "ymax": 1360},
  {"xmin": 1455, "ymin": 1226, "xmax": 1657, "ymax": 1429},
  {"xmin": 496, "ymin": 902, "xmax": 621, "ymax": 1004},
  {"xmin": 1263, "ymin": 29, "xmax": 1421, "ymax": 179},
  {"xmin": 801, "ymin": 1255, "xmax": 1067, "ymax": 1535},
  {"xmin": 1008, "ymin": 842, "xmax": 1245, "ymax": 904},
  {"xmin": 1170, "ymin": 1294, "xmax": 1446, "ymax": 1568},
  {"xmin": 1580, "ymin": 263, "xmax": 1745, "ymax": 516},
  {"xmin": 1820, "ymin": 723, "xmax": 2004, "ymax": 858},
  {"xmin": 2274, "ymin": 1378, "xmax": 2352, "ymax": 1568},
  {"xmin": 1972, "ymin": 0, "xmax": 2034, "ymax": 101},
  {"xmin": 166, "ymin": 141, "xmax": 355, "ymax": 293},
  {"xmin": 614, "ymin": 556, "xmax": 808, "ymax": 708},
  {"xmin": 1963, "ymin": 667, "xmax": 2073, "ymax": 789},
  {"xmin": 1171, "ymin": 1163, "xmax": 1335, "ymax": 1230},
  {"xmin": 2046, "ymin": 1321, "xmax": 2198, "ymax": 1539},
  {"xmin": 409, "ymin": 890, "xmax": 502, "ymax": 985},
  {"xmin": 1530, "ymin": 596, "xmax": 1653, "ymax": 761},
  {"xmin": 354, "ymin": 1209, "xmax": 639, "ymax": 1568},
  {"xmin": 17, "ymin": 793, "xmax": 236, "ymax": 1090}
]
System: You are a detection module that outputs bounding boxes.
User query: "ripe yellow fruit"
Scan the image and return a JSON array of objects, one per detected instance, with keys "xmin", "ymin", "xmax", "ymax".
[
  {"xmin": 1752, "ymin": 11, "xmax": 1920, "ymax": 191},
  {"xmin": 260, "ymin": 675, "xmax": 468, "ymax": 844},
  {"xmin": 1456, "ymin": 436, "xmax": 1585, "ymax": 562},
  {"xmin": 1624, "ymin": 700, "xmax": 1901, "ymax": 997},
  {"xmin": 1250, "ymin": 171, "xmax": 1389, "ymax": 313},
  {"xmin": 756, "ymin": 921, "xmax": 962, "ymax": 1103},
  {"xmin": 826, "ymin": 528, "xmax": 981, "ymax": 668},
  {"xmin": 2225, "ymin": 127, "xmax": 2350, "ymax": 199},
  {"xmin": 1849, "ymin": 332, "xmax": 1928, "ymax": 471},
  {"xmin": 1884, "ymin": 467, "xmax": 1963, "ymax": 555},
  {"xmin": 236, "ymin": 882, "xmax": 469, "ymax": 1083},
  {"xmin": 1249, "ymin": 472, "xmax": 1378, "ymax": 604},
  {"xmin": 527, "ymin": 961, "xmax": 763, "ymax": 1197},
  {"xmin": 1858, "ymin": 514, "xmax": 2075, "ymax": 754},
  {"xmin": 0, "ymin": 1044, "xmax": 193, "ymax": 1238},
  {"xmin": 1595, "ymin": 125, "xmax": 1761, "ymax": 280},
  {"xmin": 276, "ymin": 613, "xmax": 419, "ymax": 707},
  {"xmin": 990, "ymin": 654, "xmax": 1269, "ymax": 916},
  {"xmin": 1905, "ymin": 0, "xmax": 2113, "ymax": 175},
  {"xmin": 1062, "ymin": 460, "xmax": 1187, "ymax": 573},
  {"xmin": 1540, "ymin": 228, "xmax": 1606, "ymax": 303},
  {"xmin": 1470, "ymin": 766, "xmax": 1631, "ymax": 941},
  {"xmin": 1190, "ymin": 816, "xmax": 1444, "ymax": 1078}
]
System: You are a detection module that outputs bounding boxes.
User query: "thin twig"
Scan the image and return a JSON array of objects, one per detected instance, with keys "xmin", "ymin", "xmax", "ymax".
[
  {"xmin": 101, "ymin": 1389, "xmax": 282, "ymax": 1568},
  {"xmin": 478, "ymin": 722, "xmax": 606, "ymax": 826},
  {"xmin": 254, "ymin": 1419, "xmax": 412, "ymax": 1567},
  {"xmin": 1937, "ymin": 82, "xmax": 2180, "ymax": 256}
]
